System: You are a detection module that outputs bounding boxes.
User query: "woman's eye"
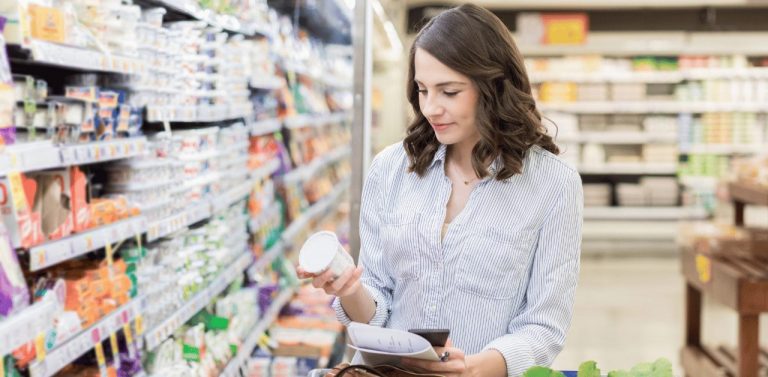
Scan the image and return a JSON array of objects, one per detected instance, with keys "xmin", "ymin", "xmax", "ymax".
[
  {"xmin": 444, "ymin": 91, "xmax": 458, "ymax": 97},
  {"xmin": 417, "ymin": 89, "xmax": 427, "ymax": 94}
]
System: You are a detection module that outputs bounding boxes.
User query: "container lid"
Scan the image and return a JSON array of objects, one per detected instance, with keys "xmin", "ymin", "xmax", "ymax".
[{"xmin": 299, "ymin": 231, "xmax": 338, "ymax": 274}]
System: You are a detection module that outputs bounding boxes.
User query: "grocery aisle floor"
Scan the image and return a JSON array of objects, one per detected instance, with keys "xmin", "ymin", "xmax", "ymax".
[{"xmin": 552, "ymin": 255, "xmax": 768, "ymax": 375}]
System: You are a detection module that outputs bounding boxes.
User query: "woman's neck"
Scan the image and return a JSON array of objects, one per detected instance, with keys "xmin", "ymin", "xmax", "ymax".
[{"xmin": 447, "ymin": 139, "xmax": 477, "ymax": 174}]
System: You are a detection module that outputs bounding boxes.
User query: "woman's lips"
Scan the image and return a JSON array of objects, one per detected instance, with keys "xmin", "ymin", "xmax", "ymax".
[{"xmin": 431, "ymin": 122, "xmax": 453, "ymax": 132}]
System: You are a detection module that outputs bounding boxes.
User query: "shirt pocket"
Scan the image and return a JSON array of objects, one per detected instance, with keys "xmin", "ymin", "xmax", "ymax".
[
  {"xmin": 456, "ymin": 227, "xmax": 534, "ymax": 300},
  {"xmin": 380, "ymin": 212, "xmax": 423, "ymax": 281}
]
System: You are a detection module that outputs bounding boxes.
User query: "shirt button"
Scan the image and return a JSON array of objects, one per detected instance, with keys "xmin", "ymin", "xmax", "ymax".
[{"xmin": 430, "ymin": 305, "xmax": 437, "ymax": 311}]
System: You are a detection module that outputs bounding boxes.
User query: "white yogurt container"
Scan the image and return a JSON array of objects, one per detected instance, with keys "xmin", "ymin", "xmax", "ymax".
[{"xmin": 299, "ymin": 231, "xmax": 354, "ymax": 278}]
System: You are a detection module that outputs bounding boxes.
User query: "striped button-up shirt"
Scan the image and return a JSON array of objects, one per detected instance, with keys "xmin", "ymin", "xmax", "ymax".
[{"xmin": 333, "ymin": 142, "xmax": 583, "ymax": 377}]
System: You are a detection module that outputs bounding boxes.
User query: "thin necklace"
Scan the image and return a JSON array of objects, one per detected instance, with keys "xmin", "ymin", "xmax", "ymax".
[{"xmin": 449, "ymin": 160, "xmax": 478, "ymax": 185}]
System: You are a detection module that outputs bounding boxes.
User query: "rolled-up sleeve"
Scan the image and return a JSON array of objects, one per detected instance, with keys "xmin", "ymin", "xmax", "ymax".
[
  {"xmin": 332, "ymin": 154, "xmax": 393, "ymax": 327},
  {"xmin": 483, "ymin": 170, "xmax": 583, "ymax": 377}
]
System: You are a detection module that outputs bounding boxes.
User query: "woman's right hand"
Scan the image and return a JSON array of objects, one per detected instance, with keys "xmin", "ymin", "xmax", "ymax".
[{"xmin": 296, "ymin": 265, "xmax": 364, "ymax": 298}]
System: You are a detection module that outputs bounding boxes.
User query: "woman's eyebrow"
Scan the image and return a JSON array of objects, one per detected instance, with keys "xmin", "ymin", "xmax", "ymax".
[{"xmin": 414, "ymin": 80, "xmax": 468, "ymax": 88}]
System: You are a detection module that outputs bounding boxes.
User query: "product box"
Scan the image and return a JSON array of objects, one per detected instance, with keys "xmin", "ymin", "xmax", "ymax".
[
  {"xmin": 0, "ymin": 223, "xmax": 30, "ymax": 318},
  {"xmin": 28, "ymin": 5, "xmax": 66, "ymax": 43},
  {"xmin": 0, "ymin": 172, "xmax": 44, "ymax": 248},
  {"xmin": 70, "ymin": 166, "xmax": 90, "ymax": 233},
  {"xmin": 30, "ymin": 169, "xmax": 73, "ymax": 241},
  {"xmin": 0, "ymin": 22, "xmax": 15, "ymax": 146}
]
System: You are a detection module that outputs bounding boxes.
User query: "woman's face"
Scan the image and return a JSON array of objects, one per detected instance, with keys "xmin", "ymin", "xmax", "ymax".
[{"xmin": 414, "ymin": 48, "xmax": 480, "ymax": 148}]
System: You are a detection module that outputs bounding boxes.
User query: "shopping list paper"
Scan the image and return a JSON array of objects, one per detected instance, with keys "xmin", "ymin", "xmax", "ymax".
[{"xmin": 347, "ymin": 322, "xmax": 441, "ymax": 366}]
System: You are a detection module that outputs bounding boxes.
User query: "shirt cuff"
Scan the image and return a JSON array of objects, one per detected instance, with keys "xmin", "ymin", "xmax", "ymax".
[
  {"xmin": 332, "ymin": 283, "xmax": 390, "ymax": 327},
  {"xmin": 483, "ymin": 335, "xmax": 536, "ymax": 377}
]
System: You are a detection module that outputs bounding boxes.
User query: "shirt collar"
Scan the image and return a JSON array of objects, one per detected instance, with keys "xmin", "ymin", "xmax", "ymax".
[{"xmin": 429, "ymin": 144, "xmax": 448, "ymax": 169}]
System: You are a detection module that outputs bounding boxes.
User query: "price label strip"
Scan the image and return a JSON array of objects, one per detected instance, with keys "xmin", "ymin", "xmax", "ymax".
[
  {"xmin": 123, "ymin": 322, "xmax": 136, "ymax": 358},
  {"xmin": 35, "ymin": 332, "xmax": 46, "ymax": 362},
  {"xmin": 109, "ymin": 332, "xmax": 120, "ymax": 370},
  {"xmin": 92, "ymin": 329, "xmax": 107, "ymax": 377},
  {"xmin": 135, "ymin": 314, "xmax": 144, "ymax": 336}
]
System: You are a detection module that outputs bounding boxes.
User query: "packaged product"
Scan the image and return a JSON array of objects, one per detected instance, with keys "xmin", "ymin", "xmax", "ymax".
[
  {"xmin": 0, "ymin": 172, "xmax": 45, "ymax": 248},
  {"xmin": 0, "ymin": 223, "xmax": 30, "ymax": 318},
  {"xmin": 29, "ymin": 169, "xmax": 74, "ymax": 241}
]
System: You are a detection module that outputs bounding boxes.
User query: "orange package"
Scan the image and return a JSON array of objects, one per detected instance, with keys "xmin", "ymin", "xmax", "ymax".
[{"xmin": 70, "ymin": 166, "xmax": 91, "ymax": 232}]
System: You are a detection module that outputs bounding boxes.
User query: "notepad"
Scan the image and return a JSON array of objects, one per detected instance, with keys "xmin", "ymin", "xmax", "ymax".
[{"xmin": 347, "ymin": 322, "xmax": 441, "ymax": 366}]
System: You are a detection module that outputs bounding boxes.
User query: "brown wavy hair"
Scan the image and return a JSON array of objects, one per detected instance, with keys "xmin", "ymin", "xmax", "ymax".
[{"xmin": 404, "ymin": 4, "xmax": 559, "ymax": 180}]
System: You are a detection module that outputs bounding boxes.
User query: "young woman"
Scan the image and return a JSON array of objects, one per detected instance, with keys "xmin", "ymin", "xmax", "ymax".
[{"xmin": 298, "ymin": 4, "xmax": 583, "ymax": 377}]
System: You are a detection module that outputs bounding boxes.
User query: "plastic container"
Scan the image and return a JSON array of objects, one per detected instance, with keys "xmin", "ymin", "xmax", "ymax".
[
  {"xmin": 142, "ymin": 7, "xmax": 166, "ymax": 28},
  {"xmin": 299, "ymin": 231, "xmax": 354, "ymax": 278}
]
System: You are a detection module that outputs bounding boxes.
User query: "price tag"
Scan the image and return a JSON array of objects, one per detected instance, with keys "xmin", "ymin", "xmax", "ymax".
[
  {"xmin": 94, "ymin": 341, "xmax": 106, "ymax": 366},
  {"xmin": 34, "ymin": 333, "xmax": 46, "ymax": 361},
  {"xmin": 85, "ymin": 235, "xmax": 94, "ymax": 250},
  {"xmin": 696, "ymin": 254, "xmax": 712, "ymax": 283},
  {"xmin": 123, "ymin": 323, "xmax": 134, "ymax": 344},
  {"xmin": 135, "ymin": 315, "xmax": 144, "ymax": 335},
  {"xmin": 105, "ymin": 242, "xmax": 114, "ymax": 268},
  {"xmin": 93, "ymin": 146, "xmax": 100, "ymax": 160},
  {"xmin": 34, "ymin": 248, "xmax": 46, "ymax": 270},
  {"xmin": 123, "ymin": 323, "xmax": 136, "ymax": 358},
  {"xmin": 109, "ymin": 333, "xmax": 120, "ymax": 369},
  {"xmin": 135, "ymin": 232, "xmax": 142, "ymax": 251}
]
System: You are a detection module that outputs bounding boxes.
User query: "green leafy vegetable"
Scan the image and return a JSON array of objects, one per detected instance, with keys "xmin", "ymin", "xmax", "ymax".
[{"xmin": 578, "ymin": 361, "xmax": 601, "ymax": 377}]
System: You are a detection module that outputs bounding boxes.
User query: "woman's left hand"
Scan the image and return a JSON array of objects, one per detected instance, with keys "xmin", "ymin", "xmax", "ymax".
[{"xmin": 400, "ymin": 340, "xmax": 471, "ymax": 377}]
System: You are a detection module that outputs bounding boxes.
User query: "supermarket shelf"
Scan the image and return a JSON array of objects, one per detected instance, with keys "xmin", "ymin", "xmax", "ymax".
[
  {"xmin": 531, "ymin": 71, "xmax": 684, "ymax": 83},
  {"xmin": 249, "ymin": 118, "xmax": 283, "ymax": 137},
  {"xmin": 250, "ymin": 75, "xmax": 284, "ymax": 90},
  {"xmin": 145, "ymin": 202, "xmax": 211, "ymax": 242},
  {"xmin": 136, "ymin": 0, "xmax": 266, "ymax": 37},
  {"xmin": 247, "ymin": 241, "xmax": 285, "ymax": 277},
  {"xmin": 558, "ymin": 131, "xmax": 677, "ymax": 144},
  {"xmin": 282, "ymin": 176, "xmax": 350, "ymax": 242},
  {"xmin": 0, "ymin": 137, "xmax": 148, "ymax": 176},
  {"xmin": 518, "ymin": 41, "xmax": 768, "ymax": 57},
  {"xmin": 685, "ymin": 67, "xmax": 768, "ymax": 80},
  {"xmin": 143, "ymin": 252, "xmax": 254, "ymax": 350},
  {"xmin": 29, "ymin": 216, "xmax": 147, "ymax": 271},
  {"xmin": 148, "ymin": 160, "xmax": 280, "ymax": 240},
  {"xmin": 220, "ymin": 286, "xmax": 297, "ymax": 377},
  {"xmin": 583, "ymin": 220, "xmax": 679, "ymax": 241},
  {"xmin": 539, "ymin": 101, "xmax": 768, "ymax": 114},
  {"xmin": 0, "ymin": 299, "xmax": 58, "ymax": 356},
  {"xmin": 530, "ymin": 68, "xmax": 768, "ymax": 83},
  {"xmin": 0, "ymin": 141, "xmax": 62, "ymax": 175},
  {"xmin": 60, "ymin": 138, "xmax": 149, "ymax": 165},
  {"xmin": 729, "ymin": 181, "xmax": 768, "ymax": 206},
  {"xmin": 682, "ymin": 344, "xmax": 768, "ymax": 377},
  {"xmin": 146, "ymin": 104, "xmax": 253, "ymax": 123},
  {"xmin": 211, "ymin": 159, "xmax": 280, "ymax": 213},
  {"xmin": 250, "ymin": 158, "xmax": 281, "ymax": 179},
  {"xmin": 578, "ymin": 163, "xmax": 678, "ymax": 175},
  {"xmin": 248, "ymin": 202, "xmax": 281, "ymax": 235},
  {"xmin": 584, "ymin": 206, "xmax": 709, "ymax": 220},
  {"xmin": 284, "ymin": 111, "xmax": 351, "ymax": 130},
  {"xmin": 29, "ymin": 297, "xmax": 144, "ymax": 377},
  {"xmin": 680, "ymin": 144, "xmax": 765, "ymax": 155},
  {"xmin": 680, "ymin": 176, "xmax": 720, "ymax": 188},
  {"xmin": 283, "ymin": 145, "xmax": 351, "ymax": 182},
  {"xmin": 10, "ymin": 39, "xmax": 145, "ymax": 74}
]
